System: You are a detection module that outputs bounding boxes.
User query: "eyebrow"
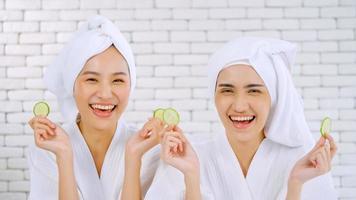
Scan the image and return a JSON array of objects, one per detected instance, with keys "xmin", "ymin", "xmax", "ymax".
[
  {"xmin": 244, "ymin": 84, "xmax": 265, "ymax": 88},
  {"xmin": 217, "ymin": 83, "xmax": 234, "ymax": 88},
  {"xmin": 81, "ymin": 71, "xmax": 128, "ymax": 76},
  {"xmin": 217, "ymin": 83, "xmax": 265, "ymax": 89}
]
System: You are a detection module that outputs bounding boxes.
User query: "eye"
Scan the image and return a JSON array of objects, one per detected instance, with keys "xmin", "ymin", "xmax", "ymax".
[
  {"xmin": 220, "ymin": 88, "xmax": 233, "ymax": 94},
  {"xmin": 248, "ymin": 89, "xmax": 261, "ymax": 94},
  {"xmin": 86, "ymin": 78, "xmax": 97, "ymax": 83},
  {"xmin": 113, "ymin": 79, "xmax": 125, "ymax": 84}
]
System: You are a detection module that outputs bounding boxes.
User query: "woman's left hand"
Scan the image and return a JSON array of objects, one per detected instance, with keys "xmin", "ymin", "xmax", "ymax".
[
  {"xmin": 125, "ymin": 118, "xmax": 169, "ymax": 160},
  {"xmin": 289, "ymin": 134, "xmax": 337, "ymax": 185}
]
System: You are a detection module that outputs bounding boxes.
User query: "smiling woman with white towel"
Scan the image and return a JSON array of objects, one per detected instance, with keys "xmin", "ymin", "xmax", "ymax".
[
  {"xmin": 27, "ymin": 15, "xmax": 164, "ymax": 200},
  {"xmin": 145, "ymin": 37, "xmax": 338, "ymax": 200}
]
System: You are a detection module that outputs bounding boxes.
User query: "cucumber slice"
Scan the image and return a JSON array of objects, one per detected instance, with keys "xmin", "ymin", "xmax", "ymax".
[
  {"xmin": 153, "ymin": 108, "xmax": 165, "ymax": 121},
  {"xmin": 163, "ymin": 108, "xmax": 180, "ymax": 125},
  {"xmin": 320, "ymin": 117, "xmax": 331, "ymax": 137},
  {"xmin": 33, "ymin": 101, "xmax": 50, "ymax": 117}
]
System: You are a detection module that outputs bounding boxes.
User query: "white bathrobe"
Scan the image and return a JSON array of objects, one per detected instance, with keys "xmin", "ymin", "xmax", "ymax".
[
  {"xmin": 145, "ymin": 133, "xmax": 337, "ymax": 200},
  {"xmin": 28, "ymin": 119, "xmax": 160, "ymax": 200}
]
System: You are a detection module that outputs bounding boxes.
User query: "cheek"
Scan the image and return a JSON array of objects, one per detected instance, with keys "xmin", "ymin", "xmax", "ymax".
[
  {"xmin": 75, "ymin": 87, "xmax": 91, "ymax": 99},
  {"xmin": 114, "ymin": 86, "xmax": 130, "ymax": 101},
  {"xmin": 74, "ymin": 84, "xmax": 94, "ymax": 107},
  {"xmin": 74, "ymin": 91, "xmax": 88, "ymax": 110},
  {"xmin": 255, "ymin": 100, "xmax": 271, "ymax": 121},
  {"xmin": 215, "ymin": 95, "xmax": 230, "ymax": 116}
]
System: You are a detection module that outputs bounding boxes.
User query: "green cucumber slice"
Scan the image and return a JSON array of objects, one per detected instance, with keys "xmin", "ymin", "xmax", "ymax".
[
  {"xmin": 153, "ymin": 108, "xmax": 165, "ymax": 121},
  {"xmin": 320, "ymin": 117, "xmax": 331, "ymax": 137},
  {"xmin": 163, "ymin": 108, "xmax": 180, "ymax": 125},
  {"xmin": 33, "ymin": 101, "xmax": 50, "ymax": 117}
]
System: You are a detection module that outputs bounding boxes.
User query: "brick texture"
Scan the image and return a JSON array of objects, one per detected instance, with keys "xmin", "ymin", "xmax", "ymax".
[{"xmin": 0, "ymin": 0, "xmax": 355, "ymax": 199}]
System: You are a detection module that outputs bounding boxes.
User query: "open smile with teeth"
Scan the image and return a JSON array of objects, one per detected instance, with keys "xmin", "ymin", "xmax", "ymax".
[
  {"xmin": 90, "ymin": 104, "xmax": 117, "ymax": 112},
  {"xmin": 229, "ymin": 115, "xmax": 256, "ymax": 128}
]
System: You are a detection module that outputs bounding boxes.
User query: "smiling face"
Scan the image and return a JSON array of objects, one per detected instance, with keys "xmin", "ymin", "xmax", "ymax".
[
  {"xmin": 215, "ymin": 65, "xmax": 271, "ymax": 143},
  {"xmin": 73, "ymin": 46, "xmax": 130, "ymax": 131}
]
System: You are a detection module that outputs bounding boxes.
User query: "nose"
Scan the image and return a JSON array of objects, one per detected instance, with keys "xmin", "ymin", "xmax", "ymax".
[
  {"xmin": 97, "ymin": 82, "xmax": 113, "ymax": 99},
  {"xmin": 232, "ymin": 94, "xmax": 249, "ymax": 113}
]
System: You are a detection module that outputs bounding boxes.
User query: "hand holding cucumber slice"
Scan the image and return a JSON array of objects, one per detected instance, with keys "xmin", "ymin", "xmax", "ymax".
[
  {"xmin": 153, "ymin": 107, "xmax": 180, "ymax": 125},
  {"xmin": 33, "ymin": 101, "xmax": 50, "ymax": 117},
  {"xmin": 320, "ymin": 117, "xmax": 331, "ymax": 137}
]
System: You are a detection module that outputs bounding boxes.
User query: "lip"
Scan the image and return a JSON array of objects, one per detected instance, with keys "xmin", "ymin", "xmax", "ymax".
[
  {"xmin": 228, "ymin": 114, "xmax": 256, "ymax": 130},
  {"xmin": 89, "ymin": 103, "xmax": 117, "ymax": 119}
]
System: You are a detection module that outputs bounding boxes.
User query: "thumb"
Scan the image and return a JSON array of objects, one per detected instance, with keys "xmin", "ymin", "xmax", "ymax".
[
  {"xmin": 309, "ymin": 137, "xmax": 325, "ymax": 154},
  {"xmin": 158, "ymin": 124, "xmax": 171, "ymax": 140}
]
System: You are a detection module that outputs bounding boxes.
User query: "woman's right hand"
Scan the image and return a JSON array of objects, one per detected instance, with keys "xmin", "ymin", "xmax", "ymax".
[
  {"xmin": 160, "ymin": 126, "xmax": 200, "ymax": 176},
  {"xmin": 28, "ymin": 116, "xmax": 72, "ymax": 157}
]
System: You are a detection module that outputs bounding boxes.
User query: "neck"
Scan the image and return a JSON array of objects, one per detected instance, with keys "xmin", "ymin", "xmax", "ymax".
[
  {"xmin": 77, "ymin": 120, "xmax": 117, "ymax": 176},
  {"xmin": 77, "ymin": 120, "xmax": 117, "ymax": 152},
  {"xmin": 226, "ymin": 131, "xmax": 265, "ymax": 177}
]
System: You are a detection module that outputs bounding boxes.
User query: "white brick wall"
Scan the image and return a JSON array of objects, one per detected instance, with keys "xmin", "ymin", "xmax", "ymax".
[{"xmin": 0, "ymin": 0, "xmax": 355, "ymax": 199}]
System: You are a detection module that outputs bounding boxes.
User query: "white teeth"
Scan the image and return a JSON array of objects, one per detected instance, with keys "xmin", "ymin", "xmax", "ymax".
[
  {"xmin": 230, "ymin": 116, "xmax": 254, "ymax": 122},
  {"xmin": 91, "ymin": 104, "xmax": 115, "ymax": 110}
]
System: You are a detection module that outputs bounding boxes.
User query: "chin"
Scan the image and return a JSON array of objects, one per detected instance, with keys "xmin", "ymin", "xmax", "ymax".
[
  {"xmin": 226, "ymin": 128, "xmax": 255, "ymax": 142},
  {"xmin": 93, "ymin": 119, "xmax": 117, "ymax": 130}
]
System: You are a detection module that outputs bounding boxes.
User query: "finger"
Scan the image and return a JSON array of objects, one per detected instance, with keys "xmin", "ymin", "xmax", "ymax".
[
  {"xmin": 28, "ymin": 118, "xmax": 35, "ymax": 128},
  {"xmin": 309, "ymin": 152, "xmax": 318, "ymax": 168},
  {"xmin": 173, "ymin": 125, "xmax": 183, "ymax": 133},
  {"xmin": 34, "ymin": 129, "xmax": 44, "ymax": 145},
  {"xmin": 167, "ymin": 136, "xmax": 184, "ymax": 152},
  {"xmin": 325, "ymin": 134, "xmax": 337, "ymax": 159},
  {"xmin": 161, "ymin": 133, "xmax": 173, "ymax": 154},
  {"xmin": 142, "ymin": 118, "xmax": 166, "ymax": 138},
  {"xmin": 315, "ymin": 153, "xmax": 327, "ymax": 173},
  {"xmin": 179, "ymin": 139, "xmax": 184, "ymax": 152},
  {"xmin": 173, "ymin": 143, "xmax": 178, "ymax": 153},
  {"xmin": 161, "ymin": 129, "xmax": 170, "ymax": 144},
  {"xmin": 151, "ymin": 120, "xmax": 165, "ymax": 136},
  {"xmin": 139, "ymin": 126, "xmax": 151, "ymax": 138},
  {"xmin": 309, "ymin": 148, "xmax": 324, "ymax": 168},
  {"xmin": 161, "ymin": 140, "xmax": 173, "ymax": 159},
  {"xmin": 172, "ymin": 126, "xmax": 188, "ymax": 142},
  {"xmin": 324, "ymin": 142, "xmax": 331, "ymax": 166},
  {"xmin": 166, "ymin": 124, "xmax": 173, "ymax": 131},
  {"xmin": 312, "ymin": 150, "xmax": 328, "ymax": 173},
  {"xmin": 37, "ymin": 129, "xmax": 51, "ymax": 140},
  {"xmin": 167, "ymin": 141, "xmax": 179, "ymax": 155},
  {"xmin": 319, "ymin": 146, "xmax": 330, "ymax": 170},
  {"xmin": 30, "ymin": 118, "xmax": 56, "ymax": 135},
  {"xmin": 308, "ymin": 137, "xmax": 326, "ymax": 155},
  {"xmin": 168, "ymin": 131, "xmax": 186, "ymax": 143},
  {"xmin": 28, "ymin": 117, "xmax": 40, "ymax": 129},
  {"xmin": 158, "ymin": 126, "xmax": 172, "ymax": 141},
  {"xmin": 35, "ymin": 129, "xmax": 49, "ymax": 144},
  {"xmin": 140, "ymin": 119, "xmax": 155, "ymax": 137},
  {"xmin": 36, "ymin": 117, "xmax": 56, "ymax": 129},
  {"xmin": 34, "ymin": 124, "xmax": 55, "ymax": 136},
  {"xmin": 168, "ymin": 134, "xmax": 184, "ymax": 153},
  {"xmin": 161, "ymin": 141, "xmax": 178, "ymax": 163}
]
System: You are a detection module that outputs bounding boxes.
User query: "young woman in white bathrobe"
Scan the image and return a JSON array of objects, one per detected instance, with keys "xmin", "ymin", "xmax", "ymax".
[
  {"xmin": 27, "ymin": 15, "xmax": 165, "ymax": 200},
  {"xmin": 145, "ymin": 37, "xmax": 338, "ymax": 200}
]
